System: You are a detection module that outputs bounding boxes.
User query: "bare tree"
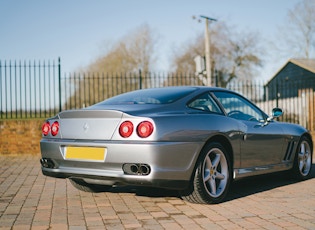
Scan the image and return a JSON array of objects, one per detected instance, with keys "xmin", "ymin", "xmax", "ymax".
[
  {"xmin": 217, "ymin": 31, "xmax": 263, "ymax": 86},
  {"xmin": 279, "ymin": 0, "xmax": 315, "ymax": 58},
  {"xmin": 64, "ymin": 24, "xmax": 159, "ymax": 109},
  {"xmin": 89, "ymin": 24, "xmax": 158, "ymax": 73},
  {"xmin": 170, "ymin": 34, "xmax": 204, "ymax": 74},
  {"xmin": 168, "ymin": 22, "xmax": 263, "ymax": 87}
]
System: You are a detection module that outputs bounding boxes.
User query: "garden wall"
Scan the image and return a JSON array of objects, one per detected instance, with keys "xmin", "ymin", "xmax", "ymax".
[{"xmin": 0, "ymin": 119, "xmax": 44, "ymax": 154}]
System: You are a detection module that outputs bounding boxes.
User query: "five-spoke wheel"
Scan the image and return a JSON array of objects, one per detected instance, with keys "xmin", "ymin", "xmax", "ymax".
[
  {"xmin": 202, "ymin": 147, "xmax": 229, "ymax": 198},
  {"xmin": 292, "ymin": 136, "xmax": 312, "ymax": 179},
  {"xmin": 180, "ymin": 142, "xmax": 232, "ymax": 204}
]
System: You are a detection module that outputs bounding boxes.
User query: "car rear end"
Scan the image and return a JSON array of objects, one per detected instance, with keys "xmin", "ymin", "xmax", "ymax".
[{"xmin": 40, "ymin": 109, "xmax": 200, "ymax": 189}]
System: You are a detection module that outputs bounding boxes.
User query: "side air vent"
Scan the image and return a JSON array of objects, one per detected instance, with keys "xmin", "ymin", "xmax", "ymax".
[{"xmin": 283, "ymin": 141, "xmax": 295, "ymax": 161}]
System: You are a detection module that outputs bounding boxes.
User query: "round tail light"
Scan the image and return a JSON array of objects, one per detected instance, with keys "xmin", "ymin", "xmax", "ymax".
[
  {"xmin": 137, "ymin": 121, "xmax": 154, "ymax": 138},
  {"xmin": 51, "ymin": 121, "xmax": 59, "ymax": 136},
  {"xmin": 119, "ymin": 121, "xmax": 134, "ymax": 138},
  {"xmin": 42, "ymin": 122, "xmax": 51, "ymax": 136}
]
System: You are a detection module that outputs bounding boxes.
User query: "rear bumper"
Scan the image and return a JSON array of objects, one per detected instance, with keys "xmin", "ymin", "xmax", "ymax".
[
  {"xmin": 40, "ymin": 139, "xmax": 202, "ymax": 189},
  {"xmin": 41, "ymin": 169, "xmax": 189, "ymax": 189}
]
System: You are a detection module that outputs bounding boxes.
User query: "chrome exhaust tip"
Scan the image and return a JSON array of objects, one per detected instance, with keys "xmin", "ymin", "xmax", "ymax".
[
  {"xmin": 139, "ymin": 164, "xmax": 150, "ymax": 175},
  {"xmin": 40, "ymin": 158, "xmax": 56, "ymax": 169},
  {"xmin": 123, "ymin": 163, "xmax": 151, "ymax": 176}
]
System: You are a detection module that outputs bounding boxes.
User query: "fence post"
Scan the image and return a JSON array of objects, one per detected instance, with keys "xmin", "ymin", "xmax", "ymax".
[
  {"xmin": 276, "ymin": 81, "xmax": 279, "ymax": 108},
  {"xmin": 139, "ymin": 69, "xmax": 142, "ymax": 89},
  {"xmin": 58, "ymin": 57, "xmax": 62, "ymax": 112}
]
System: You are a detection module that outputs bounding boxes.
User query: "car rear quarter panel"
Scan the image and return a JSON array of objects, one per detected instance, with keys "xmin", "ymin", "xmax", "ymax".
[{"xmin": 150, "ymin": 113, "xmax": 242, "ymax": 168}]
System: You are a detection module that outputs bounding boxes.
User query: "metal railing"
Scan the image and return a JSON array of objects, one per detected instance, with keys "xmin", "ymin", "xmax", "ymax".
[{"xmin": 0, "ymin": 58, "xmax": 61, "ymax": 119}]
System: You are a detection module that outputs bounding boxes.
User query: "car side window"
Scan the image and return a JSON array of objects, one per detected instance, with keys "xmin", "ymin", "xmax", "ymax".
[
  {"xmin": 188, "ymin": 93, "xmax": 222, "ymax": 114},
  {"xmin": 213, "ymin": 91, "xmax": 264, "ymax": 122}
]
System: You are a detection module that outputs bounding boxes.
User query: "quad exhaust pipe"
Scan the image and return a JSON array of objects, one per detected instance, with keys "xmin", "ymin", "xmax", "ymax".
[
  {"xmin": 123, "ymin": 163, "xmax": 151, "ymax": 176},
  {"xmin": 41, "ymin": 158, "xmax": 150, "ymax": 176}
]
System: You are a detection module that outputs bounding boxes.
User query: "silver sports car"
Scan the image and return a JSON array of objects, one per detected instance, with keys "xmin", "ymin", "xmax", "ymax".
[{"xmin": 40, "ymin": 86, "xmax": 313, "ymax": 204}]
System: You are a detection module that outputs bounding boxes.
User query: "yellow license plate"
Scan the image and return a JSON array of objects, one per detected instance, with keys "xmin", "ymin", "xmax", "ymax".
[{"xmin": 65, "ymin": 147, "xmax": 106, "ymax": 161}]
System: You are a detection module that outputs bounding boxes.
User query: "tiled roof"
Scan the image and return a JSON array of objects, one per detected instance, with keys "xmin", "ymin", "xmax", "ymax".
[
  {"xmin": 290, "ymin": 59, "xmax": 315, "ymax": 73},
  {"xmin": 267, "ymin": 58, "xmax": 315, "ymax": 83}
]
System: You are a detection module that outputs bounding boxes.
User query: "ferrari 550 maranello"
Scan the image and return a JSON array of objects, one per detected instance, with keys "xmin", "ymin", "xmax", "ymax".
[{"xmin": 40, "ymin": 86, "xmax": 313, "ymax": 204}]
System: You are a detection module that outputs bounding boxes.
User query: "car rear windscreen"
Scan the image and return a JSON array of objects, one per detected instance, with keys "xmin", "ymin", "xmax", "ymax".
[{"xmin": 99, "ymin": 87, "xmax": 198, "ymax": 105}]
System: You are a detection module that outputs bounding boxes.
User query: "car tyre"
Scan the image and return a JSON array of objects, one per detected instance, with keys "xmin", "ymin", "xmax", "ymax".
[
  {"xmin": 69, "ymin": 178, "xmax": 111, "ymax": 193},
  {"xmin": 291, "ymin": 136, "xmax": 312, "ymax": 180},
  {"xmin": 180, "ymin": 142, "xmax": 232, "ymax": 204}
]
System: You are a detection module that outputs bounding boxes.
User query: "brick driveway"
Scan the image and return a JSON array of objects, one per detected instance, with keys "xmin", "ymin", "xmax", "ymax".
[{"xmin": 0, "ymin": 155, "xmax": 314, "ymax": 230}]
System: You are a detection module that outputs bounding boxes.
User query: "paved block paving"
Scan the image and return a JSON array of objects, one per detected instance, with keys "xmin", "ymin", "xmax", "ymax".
[{"xmin": 0, "ymin": 154, "xmax": 314, "ymax": 230}]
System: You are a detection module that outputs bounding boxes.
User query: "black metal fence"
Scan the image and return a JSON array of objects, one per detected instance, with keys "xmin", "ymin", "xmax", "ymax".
[
  {"xmin": 0, "ymin": 59, "xmax": 61, "ymax": 119},
  {"xmin": 1, "ymin": 59, "xmax": 315, "ymax": 131}
]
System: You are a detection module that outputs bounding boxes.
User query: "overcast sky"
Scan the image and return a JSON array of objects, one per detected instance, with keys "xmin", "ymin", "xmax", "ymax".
[{"xmin": 0, "ymin": 0, "xmax": 301, "ymax": 81}]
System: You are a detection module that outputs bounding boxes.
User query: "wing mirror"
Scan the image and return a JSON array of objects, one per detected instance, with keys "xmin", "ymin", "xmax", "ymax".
[
  {"xmin": 261, "ymin": 108, "xmax": 283, "ymax": 126},
  {"xmin": 266, "ymin": 108, "xmax": 283, "ymax": 122}
]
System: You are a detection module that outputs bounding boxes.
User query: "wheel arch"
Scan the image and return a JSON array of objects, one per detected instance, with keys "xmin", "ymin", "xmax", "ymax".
[
  {"xmin": 301, "ymin": 133, "xmax": 313, "ymax": 152},
  {"xmin": 190, "ymin": 134, "xmax": 234, "ymax": 181},
  {"xmin": 207, "ymin": 135, "xmax": 234, "ymax": 166}
]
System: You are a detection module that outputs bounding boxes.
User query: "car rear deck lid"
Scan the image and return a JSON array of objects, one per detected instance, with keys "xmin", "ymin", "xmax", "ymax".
[{"xmin": 58, "ymin": 110, "xmax": 123, "ymax": 119}]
